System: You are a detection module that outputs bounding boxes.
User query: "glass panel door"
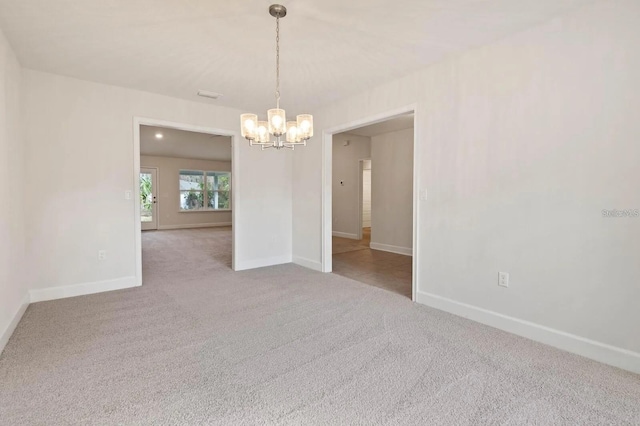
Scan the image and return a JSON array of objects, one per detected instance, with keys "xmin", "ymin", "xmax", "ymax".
[{"xmin": 140, "ymin": 168, "xmax": 158, "ymax": 230}]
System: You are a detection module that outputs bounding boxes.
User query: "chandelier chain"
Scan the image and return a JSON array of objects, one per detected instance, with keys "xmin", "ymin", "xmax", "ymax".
[{"xmin": 275, "ymin": 15, "xmax": 280, "ymax": 109}]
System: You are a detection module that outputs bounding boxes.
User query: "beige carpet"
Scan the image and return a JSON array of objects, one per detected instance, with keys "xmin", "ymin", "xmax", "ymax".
[{"xmin": 1, "ymin": 227, "xmax": 639, "ymax": 425}]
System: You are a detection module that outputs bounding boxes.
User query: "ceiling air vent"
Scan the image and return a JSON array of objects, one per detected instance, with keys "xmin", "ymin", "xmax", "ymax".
[{"xmin": 197, "ymin": 90, "xmax": 223, "ymax": 100}]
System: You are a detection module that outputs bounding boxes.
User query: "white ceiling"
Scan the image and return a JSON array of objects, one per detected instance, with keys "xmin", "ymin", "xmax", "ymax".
[
  {"xmin": 0, "ymin": 0, "xmax": 591, "ymax": 114},
  {"xmin": 347, "ymin": 114, "xmax": 414, "ymax": 138},
  {"xmin": 140, "ymin": 126, "xmax": 231, "ymax": 161}
]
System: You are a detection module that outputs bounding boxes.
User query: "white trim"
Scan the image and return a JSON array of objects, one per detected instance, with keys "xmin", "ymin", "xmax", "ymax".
[
  {"xmin": 370, "ymin": 242, "xmax": 412, "ymax": 256},
  {"xmin": 332, "ymin": 231, "xmax": 359, "ymax": 240},
  {"xmin": 157, "ymin": 222, "xmax": 232, "ymax": 230},
  {"xmin": 416, "ymin": 291, "xmax": 640, "ymax": 374},
  {"xmin": 134, "ymin": 121, "xmax": 142, "ymax": 285},
  {"xmin": 321, "ymin": 125, "xmax": 332, "ymax": 273},
  {"xmin": 29, "ymin": 276, "xmax": 139, "ymax": 303},
  {"xmin": 134, "ymin": 117, "xmax": 241, "ymax": 276},
  {"xmin": 411, "ymin": 111, "xmax": 419, "ymax": 302},
  {"xmin": 0, "ymin": 293, "xmax": 30, "ymax": 355},
  {"xmin": 234, "ymin": 255, "xmax": 292, "ymax": 272},
  {"xmin": 293, "ymin": 256, "xmax": 323, "ymax": 272},
  {"xmin": 356, "ymin": 159, "xmax": 366, "ymax": 241},
  {"xmin": 322, "ymin": 104, "xmax": 419, "ymax": 301}
]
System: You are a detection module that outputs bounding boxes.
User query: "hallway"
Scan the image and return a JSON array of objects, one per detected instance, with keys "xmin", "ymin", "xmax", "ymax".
[{"xmin": 332, "ymin": 228, "xmax": 412, "ymax": 298}]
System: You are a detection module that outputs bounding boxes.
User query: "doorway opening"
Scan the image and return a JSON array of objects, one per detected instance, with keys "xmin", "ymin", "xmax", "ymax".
[
  {"xmin": 323, "ymin": 107, "xmax": 417, "ymax": 300},
  {"xmin": 133, "ymin": 118, "xmax": 238, "ymax": 285}
]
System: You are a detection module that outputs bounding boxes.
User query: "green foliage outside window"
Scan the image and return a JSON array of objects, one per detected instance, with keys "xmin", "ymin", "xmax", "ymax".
[
  {"xmin": 180, "ymin": 171, "xmax": 230, "ymax": 211},
  {"xmin": 140, "ymin": 174, "xmax": 153, "ymax": 211}
]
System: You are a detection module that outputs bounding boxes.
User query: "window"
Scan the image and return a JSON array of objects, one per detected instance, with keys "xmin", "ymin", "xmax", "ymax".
[{"xmin": 179, "ymin": 170, "xmax": 231, "ymax": 211}]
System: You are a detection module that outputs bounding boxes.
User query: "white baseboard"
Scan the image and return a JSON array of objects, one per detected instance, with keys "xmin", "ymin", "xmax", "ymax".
[
  {"xmin": 293, "ymin": 256, "xmax": 323, "ymax": 272},
  {"xmin": 416, "ymin": 291, "xmax": 640, "ymax": 375},
  {"xmin": 332, "ymin": 231, "xmax": 359, "ymax": 240},
  {"xmin": 0, "ymin": 293, "xmax": 30, "ymax": 356},
  {"xmin": 157, "ymin": 222, "xmax": 231, "ymax": 230},
  {"xmin": 234, "ymin": 255, "xmax": 292, "ymax": 271},
  {"xmin": 30, "ymin": 276, "xmax": 140, "ymax": 303},
  {"xmin": 370, "ymin": 242, "xmax": 412, "ymax": 256}
]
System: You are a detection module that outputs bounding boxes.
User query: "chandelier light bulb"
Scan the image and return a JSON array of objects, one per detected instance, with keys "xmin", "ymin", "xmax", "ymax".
[
  {"xmin": 240, "ymin": 5, "xmax": 313, "ymax": 150},
  {"xmin": 257, "ymin": 121, "xmax": 269, "ymax": 143},
  {"xmin": 268, "ymin": 108, "xmax": 286, "ymax": 136},
  {"xmin": 297, "ymin": 114, "xmax": 313, "ymax": 139},
  {"xmin": 286, "ymin": 121, "xmax": 299, "ymax": 143},
  {"xmin": 241, "ymin": 113, "xmax": 258, "ymax": 140}
]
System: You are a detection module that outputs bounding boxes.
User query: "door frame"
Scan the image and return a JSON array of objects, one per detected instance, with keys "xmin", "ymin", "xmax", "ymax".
[
  {"xmin": 140, "ymin": 167, "xmax": 159, "ymax": 231},
  {"xmin": 133, "ymin": 117, "xmax": 240, "ymax": 285},
  {"xmin": 356, "ymin": 158, "xmax": 371, "ymax": 241},
  {"xmin": 321, "ymin": 104, "xmax": 419, "ymax": 301}
]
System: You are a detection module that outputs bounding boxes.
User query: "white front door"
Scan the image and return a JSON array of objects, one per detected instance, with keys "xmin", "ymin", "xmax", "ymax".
[{"xmin": 140, "ymin": 167, "xmax": 158, "ymax": 231}]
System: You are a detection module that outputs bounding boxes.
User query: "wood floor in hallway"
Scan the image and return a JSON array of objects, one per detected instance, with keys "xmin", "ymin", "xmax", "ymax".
[{"xmin": 332, "ymin": 228, "xmax": 412, "ymax": 298}]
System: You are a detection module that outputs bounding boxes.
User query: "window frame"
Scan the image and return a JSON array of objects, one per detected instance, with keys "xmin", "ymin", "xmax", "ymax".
[{"xmin": 179, "ymin": 169, "xmax": 231, "ymax": 212}]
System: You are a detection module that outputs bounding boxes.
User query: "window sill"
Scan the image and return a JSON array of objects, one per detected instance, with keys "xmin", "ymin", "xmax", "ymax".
[{"xmin": 178, "ymin": 209, "xmax": 232, "ymax": 213}]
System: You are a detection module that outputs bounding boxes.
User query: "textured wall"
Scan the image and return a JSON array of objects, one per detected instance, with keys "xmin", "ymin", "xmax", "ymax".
[
  {"xmin": 0, "ymin": 27, "xmax": 26, "ymax": 351},
  {"xmin": 332, "ymin": 133, "xmax": 371, "ymax": 237},
  {"xmin": 371, "ymin": 128, "xmax": 414, "ymax": 251},
  {"xmin": 293, "ymin": 0, "xmax": 640, "ymax": 354},
  {"xmin": 23, "ymin": 69, "xmax": 292, "ymax": 289}
]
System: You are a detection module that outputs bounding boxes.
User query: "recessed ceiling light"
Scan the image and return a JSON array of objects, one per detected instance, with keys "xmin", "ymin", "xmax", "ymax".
[
  {"xmin": 198, "ymin": 90, "xmax": 223, "ymax": 100},
  {"xmin": 155, "ymin": 133, "xmax": 163, "ymax": 139}
]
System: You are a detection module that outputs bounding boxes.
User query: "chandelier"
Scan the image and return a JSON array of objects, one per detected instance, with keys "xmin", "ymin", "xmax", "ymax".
[{"xmin": 240, "ymin": 4, "xmax": 313, "ymax": 150}]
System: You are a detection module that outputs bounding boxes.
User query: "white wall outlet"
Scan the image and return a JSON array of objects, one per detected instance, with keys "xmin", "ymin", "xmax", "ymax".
[
  {"xmin": 498, "ymin": 272, "xmax": 509, "ymax": 288},
  {"xmin": 98, "ymin": 250, "xmax": 107, "ymax": 261},
  {"xmin": 124, "ymin": 190, "xmax": 132, "ymax": 200},
  {"xmin": 420, "ymin": 189, "xmax": 428, "ymax": 201}
]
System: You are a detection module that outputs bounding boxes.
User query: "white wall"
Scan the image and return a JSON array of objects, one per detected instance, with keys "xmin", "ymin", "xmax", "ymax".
[
  {"xmin": 0, "ymin": 28, "xmax": 27, "ymax": 353},
  {"xmin": 293, "ymin": 0, "xmax": 640, "ymax": 369},
  {"xmin": 370, "ymin": 128, "xmax": 413, "ymax": 252},
  {"xmin": 140, "ymin": 155, "xmax": 232, "ymax": 229},
  {"xmin": 332, "ymin": 133, "xmax": 370, "ymax": 238},
  {"xmin": 23, "ymin": 69, "xmax": 292, "ymax": 296}
]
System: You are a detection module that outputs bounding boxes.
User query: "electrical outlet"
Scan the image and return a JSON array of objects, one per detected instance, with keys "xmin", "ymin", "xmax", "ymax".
[
  {"xmin": 124, "ymin": 190, "xmax": 132, "ymax": 200},
  {"xmin": 420, "ymin": 189, "xmax": 428, "ymax": 201},
  {"xmin": 98, "ymin": 250, "xmax": 107, "ymax": 261},
  {"xmin": 498, "ymin": 272, "xmax": 509, "ymax": 288}
]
